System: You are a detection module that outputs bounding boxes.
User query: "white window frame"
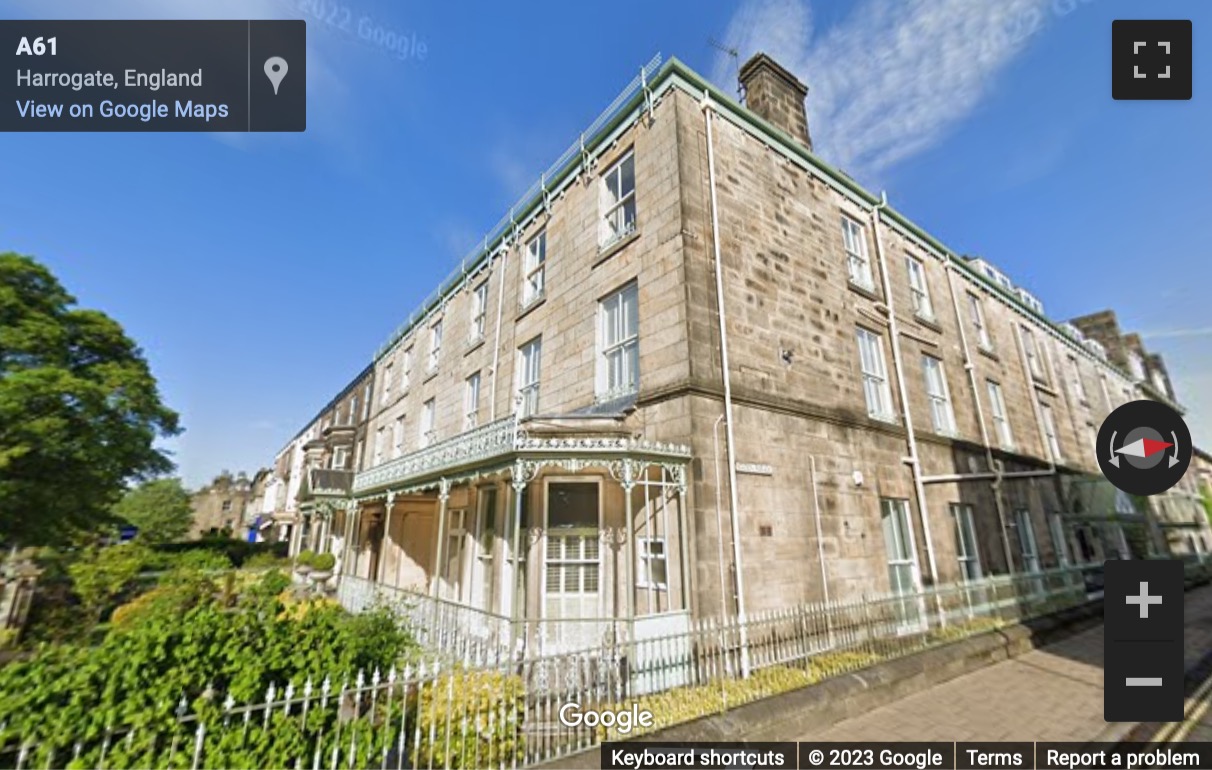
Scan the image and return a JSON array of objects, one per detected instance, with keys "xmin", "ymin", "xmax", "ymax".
[
  {"xmin": 392, "ymin": 415, "xmax": 404, "ymax": 459},
  {"xmin": 542, "ymin": 478, "xmax": 603, "ymax": 635},
  {"xmin": 922, "ymin": 355, "xmax": 957, "ymax": 436},
  {"xmin": 427, "ymin": 321, "xmax": 442, "ymax": 373},
  {"xmin": 1040, "ymin": 402, "xmax": 1062, "ymax": 462},
  {"xmin": 464, "ymin": 371, "xmax": 481, "ymax": 431},
  {"xmin": 968, "ymin": 294, "xmax": 993, "ymax": 352},
  {"xmin": 598, "ymin": 282, "xmax": 640, "ymax": 401},
  {"xmin": 1020, "ymin": 326, "xmax": 1046, "ymax": 381},
  {"xmin": 381, "ymin": 363, "xmax": 393, "ymax": 405},
  {"xmin": 880, "ymin": 498, "xmax": 920, "ymax": 596},
  {"xmin": 517, "ymin": 337, "xmax": 542, "ymax": 419},
  {"xmin": 856, "ymin": 327, "xmax": 895, "ymax": 422},
  {"xmin": 636, "ymin": 537, "xmax": 668, "ymax": 590},
  {"xmin": 362, "ymin": 384, "xmax": 372, "ymax": 421},
  {"xmin": 905, "ymin": 255, "xmax": 934, "ymax": 320},
  {"xmin": 600, "ymin": 150, "xmax": 636, "ymax": 248},
  {"xmin": 1068, "ymin": 356, "xmax": 1088, "ymax": 403},
  {"xmin": 1150, "ymin": 368, "xmax": 1169, "ymax": 397},
  {"xmin": 401, "ymin": 348, "xmax": 412, "ymax": 392},
  {"xmin": 842, "ymin": 216, "xmax": 874, "ymax": 290},
  {"xmin": 420, "ymin": 398, "xmax": 436, "ymax": 448},
  {"xmin": 373, "ymin": 427, "xmax": 384, "ymax": 466},
  {"xmin": 987, "ymin": 380, "xmax": 1014, "ymax": 450},
  {"xmin": 1128, "ymin": 353, "xmax": 1146, "ymax": 382},
  {"xmin": 951, "ymin": 503, "xmax": 983, "ymax": 581},
  {"xmin": 470, "ymin": 281, "xmax": 488, "ymax": 343},
  {"xmin": 1049, "ymin": 513, "xmax": 1071, "ymax": 567},
  {"xmin": 331, "ymin": 446, "xmax": 348, "ymax": 470},
  {"xmin": 1014, "ymin": 508, "xmax": 1041, "ymax": 573},
  {"xmin": 474, "ymin": 486, "xmax": 498, "ymax": 612},
  {"xmin": 442, "ymin": 508, "xmax": 470, "ymax": 602},
  {"xmin": 523, "ymin": 231, "xmax": 546, "ymax": 307}
]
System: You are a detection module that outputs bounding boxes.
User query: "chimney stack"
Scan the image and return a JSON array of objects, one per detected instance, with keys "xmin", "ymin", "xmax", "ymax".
[{"xmin": 738, "ymin": 53, "xmax": 812, "ymax": 150}]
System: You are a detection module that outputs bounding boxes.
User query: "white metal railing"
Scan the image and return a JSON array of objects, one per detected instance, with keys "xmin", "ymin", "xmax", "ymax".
[
  {"xmin": 338, "ymin": 575, "xmax": 513, "ymax": 659},
  {"xmin": 350, "ymin": 414, "xmax": 692, "ymax": 495},
  {"xmin": 9, "ymin": 563, "xmax": 1207, "ymax": 769},
  {"xmin": 351, "ymin": 415, "xmax": 517, "ymax": 494}
]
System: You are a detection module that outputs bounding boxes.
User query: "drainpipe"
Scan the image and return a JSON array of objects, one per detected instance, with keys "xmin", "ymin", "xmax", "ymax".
[
  {"xmin": 1014, "ymin": 324, "xmax": 1058, "ymax": 479},
  {"xmin": 809, "ymin": 455, "xmax": 829, "ymax": 604},
  {"xmin": 702, "ymin": 91, "xmax": 749, "ymax": 677},
  {"xmin": 1010, "ymin": 319, "xmax": 1062, "ymax": 574},
  {"xmin": 489, "ymin": 246, "xmax": 509, "ymax": 422},
  {"xmin": 942, "ymin": 263, "xmax": 1016, "ymax": 574},
  {"xmin": 712, "ymin": 415, "xmax": 730, "ymax": 622},
  {"xmin": 870, "ymin": 193, "xmax": 938, "ymax": 589}
]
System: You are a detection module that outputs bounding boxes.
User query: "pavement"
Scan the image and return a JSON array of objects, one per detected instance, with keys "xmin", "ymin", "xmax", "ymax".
[{"xmin": 799, "ymin": 583, "xmax": 1212, "ymax": 743}]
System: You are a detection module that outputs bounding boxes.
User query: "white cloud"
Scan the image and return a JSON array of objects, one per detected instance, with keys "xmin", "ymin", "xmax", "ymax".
[
  {"xmin": 1142, "ymin": 327, "xmax": 1212, "ymax": 340},
  {"xmin": 714, "ymin": 0, "xmax": 1059, "ymax": 182}
]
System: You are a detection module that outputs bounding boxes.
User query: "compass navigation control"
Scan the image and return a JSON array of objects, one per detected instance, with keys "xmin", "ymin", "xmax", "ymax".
[{"xmin": 1096, "ymin": 400, "xmax": 1191, "ymax": 496}]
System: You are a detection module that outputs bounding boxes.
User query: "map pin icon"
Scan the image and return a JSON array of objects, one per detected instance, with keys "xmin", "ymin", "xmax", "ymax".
[{"xmin": 264, "ymin": 57, "xmax": 288, "ymax": 95}]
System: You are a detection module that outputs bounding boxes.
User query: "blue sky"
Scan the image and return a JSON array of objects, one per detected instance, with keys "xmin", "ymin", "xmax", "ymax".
[{"xmin": 3, "ymin": 0, "xmax": 1209, "ymax": 489}]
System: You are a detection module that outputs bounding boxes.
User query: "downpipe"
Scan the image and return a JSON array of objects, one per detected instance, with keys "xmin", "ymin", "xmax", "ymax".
[
  {"xmin": 712, "ymin": 414, "xmax": 731, "ymax": 624},
  {"xmin": 488, "ymin": 245, "xmax": 509, "ymax": 421},
  {"xmin": 871, "ymin": 193, "xmax": 939, "ymax": 592},
  {"xmin": 942, "ymin": 262, "xmax": 1016, "ymax": 574},
  {"xmin": 1012, "ymin": 308, "xmax": 1062, "ymax": 570},
  {"xmin": 702, "ymin": 92, "xmax": 750, "ymax": 677}
]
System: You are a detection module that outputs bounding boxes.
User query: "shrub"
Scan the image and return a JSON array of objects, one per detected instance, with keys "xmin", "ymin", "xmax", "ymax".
[
  {"xmin": 296, "ymin": 550, "xmax": 316, "ymax": 568},
  {"xmin": 595, "ymin": 652, "xmax": 887, "ymax": 741},
  {"xmin": 110, "ymin": 585, "xmax": 177, "ymax": 628},
  {"xmin": 411, "ymin": 669, "xmax": 526, "ymax": 769},
  {"xmin": 926, "ymin": 617, "xmax": 1005, "ymax": 644},
  {"xmin": 312, "ymin": 552, "xmax": 336, "ymax": 572},
  {"xmin": 164, "ymin": 548, "xmax": 232, "ymax": 572},
  {"xmin": 66, "ymin": 545, "xmax": 151, "ymax": 623},
  {"xmin": 805, "ymin": 649, "xmax": 884, "ymax": 678},
  {"xmin": 243, "ymin": 551, "xmax": 289, "ymax": 570},
  {"xmin": 149, "ymin": 538, "xmax": 287, "ymax": 567},
  {"xmin": 0, "ymin": 584, "xmax": 419, "ymax": 768},
  {"xmin": 247, "ymin": 568, "xmax": 292, "ymax": 597}
]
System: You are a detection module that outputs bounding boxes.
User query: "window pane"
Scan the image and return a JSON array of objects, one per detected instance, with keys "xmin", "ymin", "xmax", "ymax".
[
  {"xmin": 620, "ymin": 154, "xmax": 635, "ymax": 196},
  {"xmin": 548, "ymin": 483, "xmax": 598, "ymax": 528}
]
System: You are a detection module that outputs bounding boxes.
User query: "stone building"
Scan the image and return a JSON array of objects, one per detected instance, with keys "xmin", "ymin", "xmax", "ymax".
[
  {"xmin": 263, "ymin": 365, "xmax": 375, "ymax": 559},
  {"xmin": 189, "ymin": 471, "xmax": 255, "ymax": 539},
  {"xmin": 268, "ymin": 53, "xmax": 1209, "ymax": 651}
]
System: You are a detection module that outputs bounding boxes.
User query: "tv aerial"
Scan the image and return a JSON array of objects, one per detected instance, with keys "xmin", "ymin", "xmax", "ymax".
[{"xmin": 708, "ymin": 38, "xmax": 743, "ymax": 101}]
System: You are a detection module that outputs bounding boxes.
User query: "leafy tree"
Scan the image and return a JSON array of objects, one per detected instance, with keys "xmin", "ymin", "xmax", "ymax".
[
  {"xmin": 0, "ymin": 253, "xmax": 180, "ymax": 547},
  {"xmin": 112, "ymin": 477, "xmax": 194, "ymax": 543}
]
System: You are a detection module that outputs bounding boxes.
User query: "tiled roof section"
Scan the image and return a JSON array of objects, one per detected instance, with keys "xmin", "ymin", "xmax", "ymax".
[{"xmin": 567, "ymin": 393, "xmax": 638, "ymax": 417}]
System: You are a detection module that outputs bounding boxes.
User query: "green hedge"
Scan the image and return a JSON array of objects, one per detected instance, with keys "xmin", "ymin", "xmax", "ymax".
[{"xmin": 150, "ymin": 538, "xmax": 287, "ymax": 567}]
